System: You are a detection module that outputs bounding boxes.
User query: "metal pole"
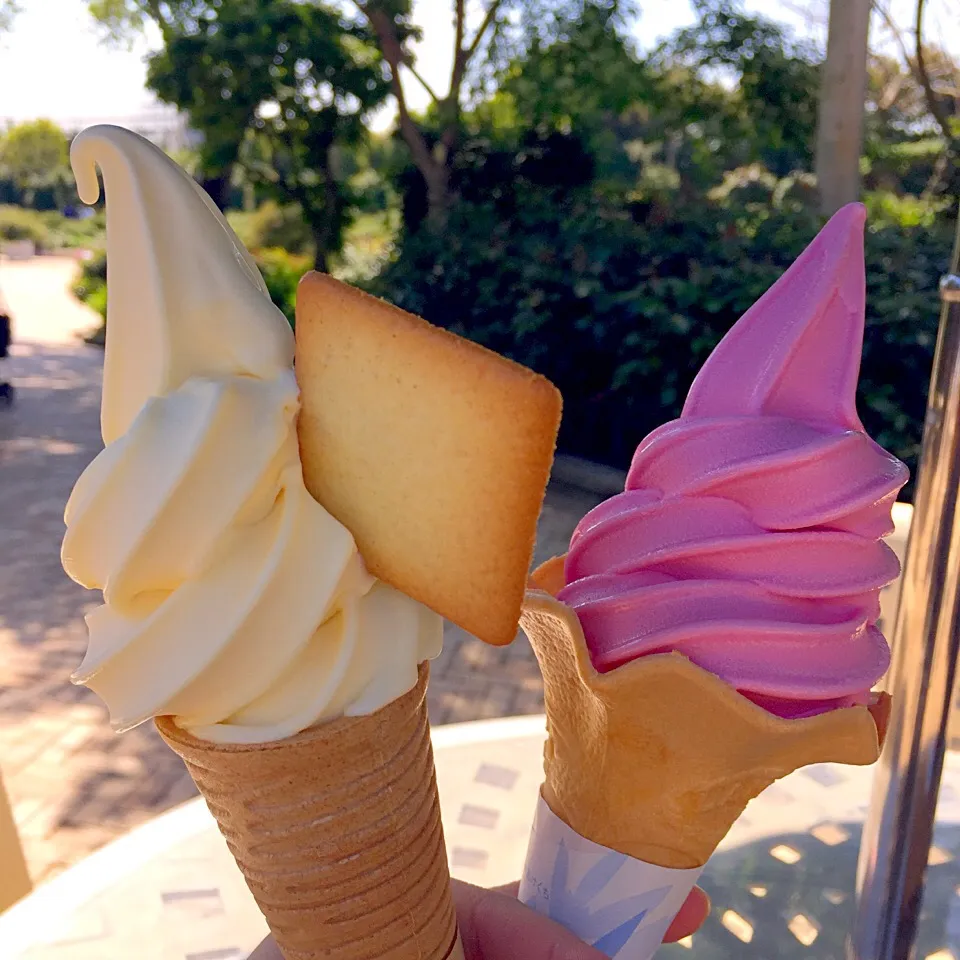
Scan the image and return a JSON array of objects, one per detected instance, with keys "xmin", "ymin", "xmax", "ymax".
[{"xmin": 849, "ymin": 208, "xmax": 960, "ymax": 960}]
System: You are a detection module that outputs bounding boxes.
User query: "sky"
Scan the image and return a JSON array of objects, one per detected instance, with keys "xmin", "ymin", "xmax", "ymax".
[{"xmin": 0, "ymin": 0, "xmax": 957, "ymax": 131}]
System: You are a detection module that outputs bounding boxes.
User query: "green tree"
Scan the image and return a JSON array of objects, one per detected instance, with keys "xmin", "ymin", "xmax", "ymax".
[
  {"xmin": 86, "ymin": 0, "xmax": 564, "ymax": 227},
  {"xmin": 84, "ymin": 0, "xmax": 149, "ymax": 41},
  {"xmin": 352, "ymin": 0, "xmax": 584, "ymax": 225},
  {"xmin": 143, "ymin": 0, "xmax": 388, "ymax": 269},
  {"xmin": 500, "ymin": 3, "xmax": 647, "ymax": 137},
  {"xmin": 653, "ymin": 1, "xmax": 820, "ymax": 177},
  {"xmin": 471, "ymin": 1, "xmax": 655, "ymax": 195},
  {"xmin": 0, "ymin": 119, "xmax": 71, "ymax": 209}
]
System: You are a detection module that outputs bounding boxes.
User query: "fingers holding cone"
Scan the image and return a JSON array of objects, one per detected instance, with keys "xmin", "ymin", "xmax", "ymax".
[
  {"xmin": 248, "ymin": 882, "xmax": 710, "ymax": 960},
  {"xmin": 663, "ymin": 886, "xmax": 711, "ymax": 943},
  {"xmin": 487, "ymin": 882, "xmax": 710, "ymax": 946}
]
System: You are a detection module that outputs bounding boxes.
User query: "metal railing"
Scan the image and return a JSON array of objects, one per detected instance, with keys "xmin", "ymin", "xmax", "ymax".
[{"xmin": 849, "ymin": 206, "xmax": 960, "ymax": 959}]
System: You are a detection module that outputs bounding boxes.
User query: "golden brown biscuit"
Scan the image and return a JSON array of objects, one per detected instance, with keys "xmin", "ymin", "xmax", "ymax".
[{"xmin": 295, "ymin": 273, "xmax": 562, "ymax": 646}]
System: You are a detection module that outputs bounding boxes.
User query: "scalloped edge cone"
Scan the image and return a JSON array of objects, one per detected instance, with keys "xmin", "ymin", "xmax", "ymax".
[
  {"xmin": 521, "ymin": 556, "xmax": 889, "ymax": 869},
  {"xmin": 157, "ymin": 663, "xmax": 463, "ymax": 960}
]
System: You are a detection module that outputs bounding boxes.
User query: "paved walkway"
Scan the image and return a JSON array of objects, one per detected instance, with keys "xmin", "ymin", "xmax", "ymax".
[
  {"xmin": 8, "ymin": 721, "xmax": 960, "ymax": 960},
  {"xmin": 0, "ymin": 256, "xmax": 600, "ymax": 886}
]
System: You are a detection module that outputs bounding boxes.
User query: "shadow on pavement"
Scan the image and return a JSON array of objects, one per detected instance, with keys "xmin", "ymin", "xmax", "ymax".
[
  {"xmin": 1, "ymin": 342, "xmax": 103, "ymax": 700},
  {"xmin": 0, "ymin": 338, "xmax": 198, "ymax": 882},
  {"xmin": 659, "ymin": 822, "xmax": 960, "ymax": 960}
]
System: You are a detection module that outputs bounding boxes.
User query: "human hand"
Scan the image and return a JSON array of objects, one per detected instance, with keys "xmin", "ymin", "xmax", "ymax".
[{"xmin": 247, "ymin": 879, "xmax": 709, "ymax": 959}]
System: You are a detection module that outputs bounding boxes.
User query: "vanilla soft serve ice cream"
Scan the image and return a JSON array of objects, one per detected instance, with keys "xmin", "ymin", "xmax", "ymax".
[{"xmin": 61, "ymin": 125, "xmax": 441, "ymax": 743}]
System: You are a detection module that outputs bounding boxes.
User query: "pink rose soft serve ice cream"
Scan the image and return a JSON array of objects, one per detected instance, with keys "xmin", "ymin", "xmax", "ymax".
[{"xmin": 561, "ymin": 201, "xmax": 908, "ymax": 719}]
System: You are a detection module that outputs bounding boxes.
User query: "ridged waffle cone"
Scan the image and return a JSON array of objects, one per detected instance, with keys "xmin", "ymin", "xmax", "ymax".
[
  {"xmin": 156, "ymin": 663, "xmax": 462, "ymax": 960},
  {"xmin": 522, "ymin": 557, "xmax": 890, "ymax": 869}
]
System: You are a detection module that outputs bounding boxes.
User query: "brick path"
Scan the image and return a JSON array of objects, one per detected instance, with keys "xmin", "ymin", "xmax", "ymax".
[
  {"xmin": 0, "ymin": 257, "xmax": 600, "ymax": 886},
  {"xmin": 429, "ymin": 480, "xmax": 601, "ymax": 725}
]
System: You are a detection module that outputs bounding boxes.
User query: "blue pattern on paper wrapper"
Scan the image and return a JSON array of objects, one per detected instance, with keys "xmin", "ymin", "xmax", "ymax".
[
  {"xmin": 530, "ymin": 839, "xmax": 671, "ymax": 953},
  {"xmin": 519, "ymin": 799, "xmax": 703, "ymax": 958}
]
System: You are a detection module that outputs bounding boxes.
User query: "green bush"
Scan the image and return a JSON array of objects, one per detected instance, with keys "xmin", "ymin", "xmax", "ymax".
[
  {"xmin": 72, "ymin": 251, "xmax": 107, "ymax": 320},
  {"xmin": 331, "ymin": 210, "xmax": 398, "ymax": 284},
  {"xmin": 0, "ymin": 205, "xmax": 52, "ymax": 247},
  {"xmin": 228, "ymin": 202, "xmax": 314, "ymax": 258},
  {"xmin": 862, "ymin": 190, "xmax": 951, "ymax": 229},
  {"xmin": 370, "ymin": 156, "xmax": 953, "ymax": 498},
  {"xmin": 255, "ymin": 247, "xmax": 311, "ymax": 326},
  {"xmin": 0, "ymin": 205, "xmax": 106, "ymax": 250},
  {"xmin": 42, "ymin": 210, "xmax": 106, "ymax": 250}
]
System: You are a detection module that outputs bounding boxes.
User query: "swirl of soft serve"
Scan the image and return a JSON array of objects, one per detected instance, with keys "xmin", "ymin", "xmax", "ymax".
[
  {"xmin": 560, "ymin": 205, "xmax": 908, "ymax": 719},
  {"xmin": 62, "ymin": 126, "xmax": 441, "ymax": 743}
]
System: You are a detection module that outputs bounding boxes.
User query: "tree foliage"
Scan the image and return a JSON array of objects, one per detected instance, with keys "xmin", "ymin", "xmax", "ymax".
[
  {"xmin": 351, "ymin": 0, "xmax": 518, "ymax": 224},
  {"xmin": 144, "ymin": 0, "xmax": 388, "ymax": 268},
  {"xmin": 372, "ymin": 141, "xmax": 951, "ymax": 492},
  {"xmin": 84, "ymin": 0, "xmax": 153, "ymax": 44},
  {"xmin": 87, "ymin": 0, "xmax": 572, "ymax": 226},
  {"xmin": 500, "ymin": 3, "xmax": 648, "ymax": 138},
  {"xmin": 0, "ymin": 119, "xmax": 72, "ymax": 209},
  {"xmin": 648, "ymin": 1, "xmax": 820, "ymax": 176}
]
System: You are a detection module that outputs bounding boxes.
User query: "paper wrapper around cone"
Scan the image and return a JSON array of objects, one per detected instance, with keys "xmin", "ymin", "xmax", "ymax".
[
  {"xmin": 156, "ymin": 663, "xmax": 461, "ymax": 960},
  {"xmin": 522, "ymin": 556, "xmax": 890, "ymax": 870}
]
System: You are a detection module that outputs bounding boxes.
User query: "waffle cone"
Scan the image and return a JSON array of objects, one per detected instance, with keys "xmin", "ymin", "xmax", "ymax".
[
  {"xmin": 156, "ymin": 663, "xmax": 461, "ymax": 960},
  {"xmin": 522, "ymin": 557, "xmax": 889, "ymax": 869}
]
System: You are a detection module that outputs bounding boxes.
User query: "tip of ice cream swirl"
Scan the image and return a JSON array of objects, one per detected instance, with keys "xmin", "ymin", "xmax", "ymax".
[
  {"xmin": 61, "ymin": 126, "xmax": 440, "ymax": 742},
  {"xmin": 559, "ymin": 204, "xmax": 909, "ymax": 719}
]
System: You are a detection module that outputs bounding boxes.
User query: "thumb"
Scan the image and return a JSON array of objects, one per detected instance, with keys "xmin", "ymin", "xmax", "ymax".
[{"xmin": 453, "ymin": 879, "xmax": 605, "ymax": 960}]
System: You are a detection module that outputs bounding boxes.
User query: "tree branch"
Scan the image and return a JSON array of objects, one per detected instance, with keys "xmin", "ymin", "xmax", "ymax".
[
  {"xmin": 450, "ymin": 0, "xmax": 467, "ymax": 94},
  {"xmin": 403, "ymin": 60, "xmax": 442, "ymax": 103},
  {"xmin": 921, "ymin": 148, "xmax": 948, "ymax": 198},
  {"xmin": 440, "ymin": 0, "xmax": 504, "ymax": 153},
  {"xmin": 464, "ymin": 0, "xmax": 504, "ymax": 64},
  {"xmin": 878, "ymin": 70, "xmax": 906, "ymax": 112},
  {"xmin": 355, "ymin": 2, "xmax": 441, "ymax": 179},
  {"xmin": 873, "ymin": 0, "xmax": 912, "ymax": 69},
  {"xmin": 870, "ymin": 3, "xmax": 911, "ymax": 112},
  {"xmin": 916, "ymin": 0, "xmax": 958, "ymax": 147}
]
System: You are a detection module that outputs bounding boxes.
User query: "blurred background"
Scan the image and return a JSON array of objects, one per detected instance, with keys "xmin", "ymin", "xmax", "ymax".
[
  {"xmin": 0, "ymin": 0, "xmax": 959, "ymax": 957},
  {"xmin": 1, "ymin": 0, "xmax": 958, "ymax": 481}
]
